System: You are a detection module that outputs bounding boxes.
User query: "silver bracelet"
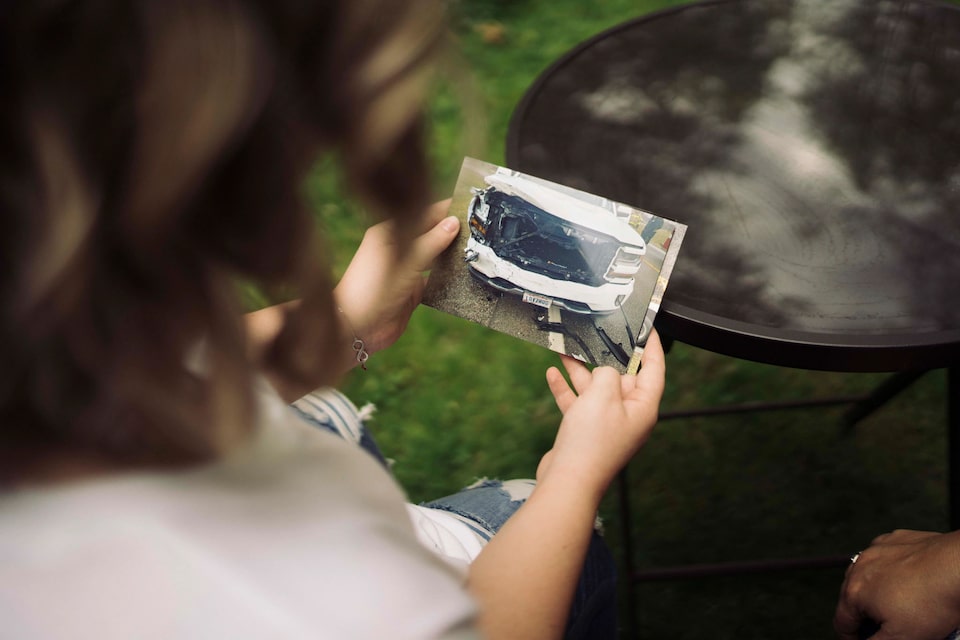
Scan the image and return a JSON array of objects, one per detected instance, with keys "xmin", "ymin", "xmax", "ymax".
[{"xmin": 337, "ymin": 307, "xmax": 369, "ymax": 370}]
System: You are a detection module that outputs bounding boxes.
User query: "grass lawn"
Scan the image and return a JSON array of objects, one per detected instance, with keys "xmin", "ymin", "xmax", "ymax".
[{"xmin": 309, "ymin": 1, "xmax": 954, "ymax": 637}]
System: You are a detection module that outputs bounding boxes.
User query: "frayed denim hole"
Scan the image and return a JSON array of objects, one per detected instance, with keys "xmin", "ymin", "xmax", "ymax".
[
  {"xmin": 417, "ymin": 502, "xmax": 499, "ymax": 539},
  {"xmin": 463, "ymin": 477, "xmax": 502, "ymax": 491}
]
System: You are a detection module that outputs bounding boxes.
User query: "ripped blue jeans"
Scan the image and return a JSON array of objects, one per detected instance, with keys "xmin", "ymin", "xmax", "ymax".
[
  {"xmin": 422, "ymin": 480, "xmax": 619, "ymax": 640},
  {"xmin": 291, "ymin": 389, "xmax": 618, "ymax": 640}
]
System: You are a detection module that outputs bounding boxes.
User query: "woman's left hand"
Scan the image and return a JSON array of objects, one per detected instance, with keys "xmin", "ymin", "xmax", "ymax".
[{"xmin": 334, "ymin": 199, "xmax": 460, "ymax": 358}]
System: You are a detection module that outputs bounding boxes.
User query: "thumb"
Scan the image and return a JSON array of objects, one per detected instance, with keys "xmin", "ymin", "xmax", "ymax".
[{"xmin": 409, "ymin": 215, "xmax": 460, "ymax": 271}]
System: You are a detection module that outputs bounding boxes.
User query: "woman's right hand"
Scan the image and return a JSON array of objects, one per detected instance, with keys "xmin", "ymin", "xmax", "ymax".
[
  {"xmin": 468, "ymin": 330, "xmax": 665, "ymax": 639},
  {"xmin": 539, "ymin": 329, "xmax": 666, "ymax": 501}
]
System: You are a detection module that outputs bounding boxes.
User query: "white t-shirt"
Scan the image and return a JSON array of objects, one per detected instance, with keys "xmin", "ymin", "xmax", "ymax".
[{"xmin": 0, "ymin": 386, "xmax": 480, "ymax": 639}]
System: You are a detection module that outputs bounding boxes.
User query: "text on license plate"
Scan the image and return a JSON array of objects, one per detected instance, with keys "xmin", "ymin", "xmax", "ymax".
[{"xmin": 522, "ymin": 292, "xmax": 553, "ymax": 308}]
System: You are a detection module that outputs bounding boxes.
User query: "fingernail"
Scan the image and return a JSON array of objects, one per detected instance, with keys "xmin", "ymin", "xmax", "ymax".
[{"xmin": 441, "ymin": 216, "xmax": 460, "ymax": 232}]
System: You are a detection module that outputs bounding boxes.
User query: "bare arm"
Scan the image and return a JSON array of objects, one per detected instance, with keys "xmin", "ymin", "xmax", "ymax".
[{"xmin": 469, "ymin": 331, "xmax": 666, "ymax": 639}]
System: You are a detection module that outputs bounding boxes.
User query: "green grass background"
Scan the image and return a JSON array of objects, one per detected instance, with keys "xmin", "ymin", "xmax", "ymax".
[{"xmin": 307, "ymin": 1, "xmax": 953, "ymax": 638}]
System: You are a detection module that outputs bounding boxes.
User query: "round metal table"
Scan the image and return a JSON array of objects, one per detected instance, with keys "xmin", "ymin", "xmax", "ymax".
[
  {"xmin": 507, "ymin": 0, "xmax": 960, "ymax": 373},
  {"xmin": 506, "ymin": 0, "xmax": 960, "ymax": 614}
]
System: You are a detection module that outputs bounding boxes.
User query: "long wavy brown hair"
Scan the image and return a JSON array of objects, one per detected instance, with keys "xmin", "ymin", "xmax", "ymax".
[{"xmin": 0, "ymin": 0, "xmax": 447, "ymax": 474}]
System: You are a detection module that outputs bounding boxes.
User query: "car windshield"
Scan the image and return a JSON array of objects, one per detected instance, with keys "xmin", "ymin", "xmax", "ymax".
[{"xmin": 480, "ymin": 190, "xmax": 623, "ymax": 287}]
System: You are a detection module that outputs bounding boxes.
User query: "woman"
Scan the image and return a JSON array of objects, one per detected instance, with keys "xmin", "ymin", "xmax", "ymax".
[{"xmin": 0, "ymin": 1, "xmax": 665, "ymax": 637}]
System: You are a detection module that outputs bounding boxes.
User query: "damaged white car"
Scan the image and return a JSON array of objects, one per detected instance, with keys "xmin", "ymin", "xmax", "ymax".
[{"xmin": 464, "ymin": 172, "xmax": 646, "ymax": 314}]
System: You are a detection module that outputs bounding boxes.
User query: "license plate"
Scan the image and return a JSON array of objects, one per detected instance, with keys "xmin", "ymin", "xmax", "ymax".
[{"xmin": 522, "ymin": 291, "xmax": 553, "ymax": 308}]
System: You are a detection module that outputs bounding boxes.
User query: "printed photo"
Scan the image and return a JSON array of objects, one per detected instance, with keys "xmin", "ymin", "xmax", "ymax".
[{"xmin": 423, "ymin": 158, "xmax": 686, "ymax": 373}]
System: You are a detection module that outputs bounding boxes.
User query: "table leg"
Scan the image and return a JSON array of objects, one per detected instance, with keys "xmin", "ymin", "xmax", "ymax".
[
  {"xmin": 949, "ymin": 366, "xmax": 959, "ymax": 531},
  {"xmin": 616, "ymin": 467, "xmax": 639, "ymax": 639},
  {"xmin": 842, "ymin": 370, "xmax": 927, "ymax": 429}
]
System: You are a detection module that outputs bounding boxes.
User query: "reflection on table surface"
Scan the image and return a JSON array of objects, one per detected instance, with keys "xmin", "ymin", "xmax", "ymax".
[{"xmin": 508, "ymin": 0, "xmax": 960, "ymax": 369}]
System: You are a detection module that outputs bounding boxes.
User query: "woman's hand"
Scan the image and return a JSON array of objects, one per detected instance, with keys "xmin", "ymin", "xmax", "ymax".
[
  {"xmin": 334, "ymin": 199, "xmax": 460, "ymax": 358},
  {"xmin": 538, "ymin": 329, "xmax": 666, "ymax": 500},
  {"xmin": 467, "ymin": 331, "xmax": 665, "ymax": 639},
  {"xmin": 834, "ymin": 529, "xmax": 960, "ymax": 640}
]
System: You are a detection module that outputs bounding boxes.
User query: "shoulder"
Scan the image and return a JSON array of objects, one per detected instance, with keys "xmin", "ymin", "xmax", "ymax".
[{"xmin": 0, "ymin": 418, "xmax": 478, "ymax": 639}]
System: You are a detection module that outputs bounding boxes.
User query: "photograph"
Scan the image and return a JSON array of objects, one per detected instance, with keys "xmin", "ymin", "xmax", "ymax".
[{"xmin": 423, "ymin": 157, "xmax": 686, "ymax": 373}]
